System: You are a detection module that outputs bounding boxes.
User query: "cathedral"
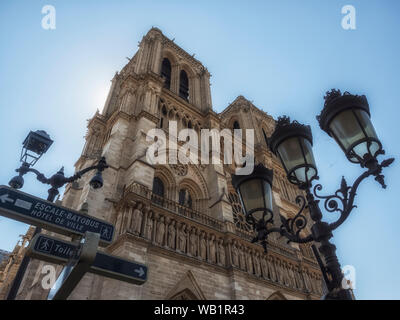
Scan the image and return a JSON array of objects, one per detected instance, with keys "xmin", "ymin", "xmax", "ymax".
[{"xmin": 4, "ymin": 28, "xmax": 324, "ymax": 300}]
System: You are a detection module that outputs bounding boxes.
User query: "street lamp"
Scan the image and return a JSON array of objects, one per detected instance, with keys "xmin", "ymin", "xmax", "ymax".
[
  {"xmin": 317, "ymin": 89, "xmax": 383, "ymax": 165},
  {"xmin": 232, "ymin": 164, "xmax": 274, "ymax": 251},
  {"xmin": 268, "ymin": 116, "xmax": 318, "ymax": 188},
  {"xmin": 231, "ymin": 89, "xmax": 394, "ymax": 300},
  {"xmin": 8, "ymin": 130, "xmax": 108, "ymax": 202},
  {"xmin": 6, "ymin": 130, "xmax": 109, "ymax": 300}
]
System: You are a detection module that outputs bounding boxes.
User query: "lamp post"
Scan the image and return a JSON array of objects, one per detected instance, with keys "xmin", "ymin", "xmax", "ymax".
[
  {"xmin": 6, "ymin": 130, "xmax": 109, "ymax": 300},
  {"xmin": 231, "ymin": 89, "xmax": 394, "ymax": 300}
]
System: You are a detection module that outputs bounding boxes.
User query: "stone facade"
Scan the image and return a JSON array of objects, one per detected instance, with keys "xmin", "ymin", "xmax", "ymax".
[
  {"xmin": 0, "ymin": 227, "xmax": 34, "ymax": 300},
  {"xmin": 8, "ymin": 28, "xmax": 324, "ymax": 300}
]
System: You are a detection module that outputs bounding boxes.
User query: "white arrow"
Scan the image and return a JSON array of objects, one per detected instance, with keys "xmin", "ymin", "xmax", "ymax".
[
  {"xmin": 0, "ymin": 194, "xmax": 14, "ymax": 204},
  {"xmin": 134, "ymin": 267, "xmax": 145, "ymax": 277}
]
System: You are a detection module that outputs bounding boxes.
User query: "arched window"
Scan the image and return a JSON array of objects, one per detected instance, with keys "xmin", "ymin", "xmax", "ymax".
[
  {"xmin": 179, "ymin": 70, "xmax": 189, "ymax": 101},
  {"xmin": 233, "ymin": 121, "xmax": 240, "ymax": 129},
  {"xmin": 152, "ymin": 177, "xmax": 165, "ymax": 205},
  {"xmin": 161, "ymin": 58, "xmax": 171, "ymax": 89},
  {"xmin": 178, "ymin": 188, "xmax": 192, "ymax": 209}
]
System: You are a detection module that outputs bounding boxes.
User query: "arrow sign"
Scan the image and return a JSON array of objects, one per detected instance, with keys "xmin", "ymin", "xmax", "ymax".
[
  {"xmin": 0, "ymin": 194, "xmax": 14, "ymax": 204},
  {"xmin": 0, "ymin": 185, "xmax": 114, "ymax": 246},
  {"xmin": 27, "ymin": 234, "xmax": 148, "ymax": 285},
  {"xmin": 134, "ymin": 267, "xmax": 145, "ymax": 277}
]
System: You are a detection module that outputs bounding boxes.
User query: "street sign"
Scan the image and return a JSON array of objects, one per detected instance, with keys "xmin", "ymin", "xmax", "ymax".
[
  {"xmin": 27, "ymin": 233, "xmax": 77, "ymax": 264},
  {"xmin": 28, "ymin": 234, "xmax": 148, "ymax": 285},
  {"xmin": 47, "ymin": 232, "xmax": 99, "ymax": 300},
  {"xmin": 91, "ymin": 251, "xmax": 147, "ymax": 285},
  {"xmin": 0, "ymin": 185, "xmax": 114, "ymax": 246}
]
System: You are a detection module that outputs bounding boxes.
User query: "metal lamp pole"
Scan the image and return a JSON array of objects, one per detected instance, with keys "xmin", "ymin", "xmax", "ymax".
[
  {"xmin": 6, "ymin": 130, "xmax": 108, "ymax": 300},
  {"xmin": 232, "ymin": 89, "xmax": 394, "ymax": 300}
]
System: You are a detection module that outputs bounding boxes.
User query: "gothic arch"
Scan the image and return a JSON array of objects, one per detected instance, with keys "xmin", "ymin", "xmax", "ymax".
[
  {"xmin": 228, "ymin": 116, "xmax": 242, "ymax": 130},
  {"xmin": 179, "ymin": 62, "xmax": 196, "ymax": 79},
  {"xmin": 188, "ymin": 165, "xmax": 209, "ymax": 200},
  {"xmin": 165, "ymin": 270, "xmax": 206, "ymax": 300},
  {"xmin": 266, "ymin": 291, "xmax": 287, "ymax": 300},
  {"xmin": 161, "ymin": 49, "xmax": 178, "ymax": 71},
  {"xmin": 170, "ymin": 288, "xmax": 199, "ymax": 300},
  {"xmin": 154, "ymin": 165, "xmax": 177, "ymax": 200},
  {"xmin": 178, "ymin": 178, "xmax": 204, "ymax": 202}
]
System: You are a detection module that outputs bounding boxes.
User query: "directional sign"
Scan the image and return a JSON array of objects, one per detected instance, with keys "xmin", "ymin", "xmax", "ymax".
[
  {"xmin": 90, "ymin": 251, "xmax": 147, "ymax": 284},
  {"xmin": 47, "ymin": 232, "xmax": 99, "ymax": 300},
  {"xmin": 28, "ymin": 234, "xmax": 148, "ymax": 285},
  {"xmin": 0, "ymin": 185, "xmax": 114, "ymax": 246}
]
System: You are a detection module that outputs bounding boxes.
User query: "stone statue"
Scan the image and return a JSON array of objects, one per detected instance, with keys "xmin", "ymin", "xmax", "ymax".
[
  {"xmin": 178, "ymin": 223, "xmax": 187, "ymax": 253},
  {"xmin": 199, "ymin": 232, "xmax": 207, "ymax": 260},
  {"xmin": 155, "ymin": 216, "xmax": 165, "ymax": 245},
  {"xmin": 231, "ymin": 241, "xmax": 239, "ymax": 267},
  {"xmin": 167, "ymin": 220, "xmax": 176, "ymax": 249},
  {"xmin": 253, "ymin": 252, "xmax": 261, "ymax": 277},
  {"xmin": 246, "ymin": 249, "xmax": 254, "ymax": 274},
  {"xmin": 288, "ymin": 264, "xmax": 296, "ymax": 288},
  {"xmin": 303, "ymin": 269, "xmax": 312, "ymax": 292},
  {"xmin": 189, "ymin": 227, "xmax": 198, "ymax": 256},
  {"xmin": 209, "ymin": 234, "xmax": 216, "ymax": 263},
  {"xmin": 145, "ymin": 211, "xmax": 153, "ymax": 240},
  {"xmin": 282, "ymin": 262, "xmax": 290, "ymax": 287},
  {"xmin": 310, "ymin": 273, "xmax": 319, "ymax": 294},
  {"xmin": 276, "ymin": 260, "xmax": 285, "ymax": 285},
  {"xmin": 267, "ymin": 256, "xmax": 277, "ymax": 282},
  {"xmin": 294, "ymin": 266, "xmax": 304, "ymax": 290},
  {"xmin": 217, "ymin": 239, "xmax": 225, "ymax": 266},
  {"xmin": 131, "ymin": 202, "xmax": 143, "ymax": 235},
  {"xmin": 239, "ymin": 245, "xmax": 246, "ymax": 271},
  {"xmin": 260, "ymin": 256, "xmax": 269, "ymax": 280}
]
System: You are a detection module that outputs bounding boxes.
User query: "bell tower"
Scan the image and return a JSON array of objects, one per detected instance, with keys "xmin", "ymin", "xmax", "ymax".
[{"xmin": 14, "ymin": 28, "xmax": 324, "ymax": 301}]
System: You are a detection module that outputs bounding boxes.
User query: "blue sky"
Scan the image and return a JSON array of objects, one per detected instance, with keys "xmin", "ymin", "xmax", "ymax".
[{"xmin": 0, "ymin": 0, "xmax": 399, "ymax": 299}]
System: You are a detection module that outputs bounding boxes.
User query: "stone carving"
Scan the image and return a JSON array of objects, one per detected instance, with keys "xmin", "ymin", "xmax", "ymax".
[
  {"xmin": 303, "ymin": 269, "xmax": 312, "ymax": 292},
  {"xmin": 217, "ymin": 239, "xmax": 225, "ymax": 266},
  {"xmin": 310, "ymin": 272, "xmax": 321, "ymax": 295},
  {"xmin": 294, "ymin": 266, "xmax": 304, "ymax": 290},
  {"xmin": 288, "ymin": 264, "xmax": 296, "ymax": 288},
  {"xmin": 209, "ymin": 234, "xmax": 216, "ymax": 264},
  {"xmin": 246, "ymin": 249, "xmax": 254, "ymax": 274},
  {"xmin": 177, "ymin": 223, "xmax": 187, "ymax": 253},
  {"xmin": 131, "ymin": 202, "xmax": 143, "ymax": 235},
  {"xmin": 167, "ymin": 220, "xmax": 176, "ymax": 249},
  {"xmin": 253, "ymin": 252, "xmax": 261, "ymax": 277},
  {"xmin": 145, "ymin": 211, "xmax": 153, "ymax": 240},
  {"xmin": 276, "ymin": 260, "xmax": 285, "ymax": 285},
  {"xmin": 231, "ymin": 241, "xmax": 239, "ymax": 267},
  {"xmin": 170, "ymin": 164, "xmax": 188, "ymax": 176},
  {"xmin": 267, "ymin": 256, "xmax": 277, "ymax": 282},
  {"xmin": 156, "ymin": 216, "xmax": 165, "ymax": 245},
  {"xmin": 282, "ymin": 262, "xmax": 290, "ymax": 287},
  {"xmin": 189, "ymin": 227, "xmax": 198, "ymax": 257},
  {"xmin": 239, "ymin": 246, "xmax": 246, "ymax": 271},
  {"xmin": 260, "ymin": 256, "xmax": 269, "ymax": 280},
  {"xmin": 199, "ymin": 232, "xmax": 207, "ymax": 260}
]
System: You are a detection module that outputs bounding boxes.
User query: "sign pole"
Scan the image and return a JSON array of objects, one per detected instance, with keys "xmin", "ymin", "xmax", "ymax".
[
  {"xmin": 0, "ymin": 184, "xmax": 115, "ymax": 300},
  {"xmin": 47, "ymin": 232, "xmax": 99, "ymax": 300}
]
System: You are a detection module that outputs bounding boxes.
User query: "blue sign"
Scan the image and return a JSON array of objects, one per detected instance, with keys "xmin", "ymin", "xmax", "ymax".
[
  {"xmin": 0, "ymin": 185, "xmax": 114, "ymax": 246},
  {"xmin": 28, "ymin": 234, "xmax": 147, "ymax": 285}
]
